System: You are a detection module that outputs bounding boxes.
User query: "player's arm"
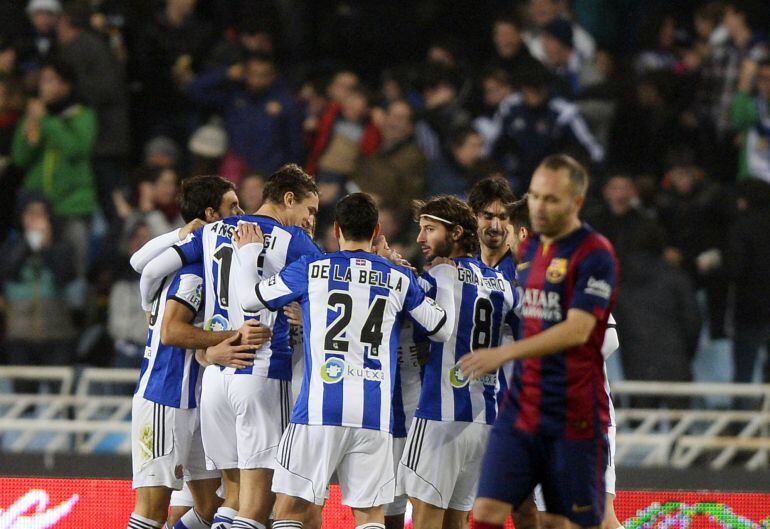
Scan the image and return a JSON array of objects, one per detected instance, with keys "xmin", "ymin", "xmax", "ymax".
[
  {"xmin": 460, "ymin": 248, "xmax": 617, "ymax": 376},
  {"xmin": 130, "ymin": 219, "xmax": 204, "ymax": 273},
  {"xmin": 602, "ymin": 314, "xmax": 619, "ymax": 360},
  {"xmin": 404, "ymin": 265, "xmax": 453, "ymax": 343},
  {"xmin": 160, "ymin": 298, "xmax": 237, "ymax": 348},
  {"xmin": 139, "ymin": 228, "xmax": 205, "ymax": 310}
]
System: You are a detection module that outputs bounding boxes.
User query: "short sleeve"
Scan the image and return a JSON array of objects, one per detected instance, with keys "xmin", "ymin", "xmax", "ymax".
[
  {"xmin": 256, "ymin": 257, "xmax": 309, "ymax": 311},
  {"xmin": 167, "ymin": 263, "xmax": 204, "ymax": 314},
  {"xmin": 287, "ymin": 229, "xmax": 324, "ymax": 261},
  {"xmin": 570, "ymin": 249, "xmax": 618, "ymax": 319},
  {"xmin": 173, "ymin": 227, "xmax": 204, "ymax": 265}
]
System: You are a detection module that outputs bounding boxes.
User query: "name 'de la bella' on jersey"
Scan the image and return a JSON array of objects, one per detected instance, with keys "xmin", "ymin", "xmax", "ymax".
[
  {"xmin": 136, "ymin": 263, "xmax": 205, "ymax": 409},
  {"xmin": 415, "ymin": 257, "xmax": 518, "ymax": 426},
  {"xmin": 506, "ymin": 224, "xmax": 619, "ymax": 439},
  {"xmin": 240, "ymin": 250, "xmax": 451, "ymax": 433},
  {"xmin": 174, "ymin": 215, "xmax": 322, "ymax": 380}
]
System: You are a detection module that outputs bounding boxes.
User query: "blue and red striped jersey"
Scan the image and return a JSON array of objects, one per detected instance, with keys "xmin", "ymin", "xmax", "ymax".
[{"xmin": 504, "ymin": 224, "xmax": 619, "ymax": 439}]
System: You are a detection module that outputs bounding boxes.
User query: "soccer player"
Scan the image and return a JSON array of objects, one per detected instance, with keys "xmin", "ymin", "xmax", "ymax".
[
  {"xmin": 128, "ymin": 175, "xmax": 265, "ymax": 529},
  {"xmin": 468, "ymin": 176, "xmax": 517, "ymax": 280},
  {"xmin": 139, "ymin": 164, "xmax": 321, "ymax": 529},
  {"xmin": 507, "ymin": 198, "xmax": 623, "ymax": 529},
  {"xmin": 399, "ymin": 196, "xmax": 518, "ymax": 529},
  {"xmin": 460, "ymin": 154, "xmax": 619, "ymax": 529},
  {"xmin": 236, "ymin": 192, "xmax": 452, "ymax": 529}
]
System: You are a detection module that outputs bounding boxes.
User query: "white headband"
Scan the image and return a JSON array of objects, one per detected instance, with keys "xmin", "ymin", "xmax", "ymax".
[{"xmin": 420, "ymin": 214, "xmax": 454, "ymax": 225}]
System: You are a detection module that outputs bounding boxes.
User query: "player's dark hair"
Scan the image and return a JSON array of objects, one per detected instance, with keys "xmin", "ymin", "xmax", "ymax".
[
  {"xmin": 539, "ymin": 154, "xmax": 589, "ymax": 196},
  {"xmin": 262, "ymin": 164, "xmax": 318, "ymax": 205},
  {"xmin": 468, "ymin": 176, "xmax": 516, "ymax": 214},
  {"xmin": 334, "ymin": 193, "xmax": 379, "ymax": 242},
  {"xmin": 507, "ymin": 195, "xmax": 531, "ymax": 231},
  {"xmin": 412, "ymin": 195, "xmax": 479, "ymax": 255},
  {"xmin": 180, "ymin": 175, "xmax": 236, "ymax": 223}
]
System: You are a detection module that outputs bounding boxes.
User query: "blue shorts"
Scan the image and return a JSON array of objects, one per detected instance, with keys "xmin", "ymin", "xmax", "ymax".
[{"xmin": 477, "ymin": 423, "xmax": 607, "ymax": 527}]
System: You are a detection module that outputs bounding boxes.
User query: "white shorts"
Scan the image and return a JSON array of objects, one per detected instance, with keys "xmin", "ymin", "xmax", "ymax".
[
  {"xmin": 398, "ymin": 418, "xmax": 490, "ymax": 511},
  {"xmin": 534, "ymin": 425, "xmax": 617, "ymax": 511},
  {"xmin": 131, "ymin": 394, "xmax": 218, "ymax": 490},
  {"xmin": 272, "ymin": 423, "xmax": 395, "ymax": 508},
  {"xmin": 200, "ymin": 367, "xmax": 292, "ymax": 470},
  {"xmin": 170, "ymin": 481, "xmax": 226, "ymax": 507},
  {"xmin": 384, "ymin": 436, "xmax": 408, "ymax": 517}
]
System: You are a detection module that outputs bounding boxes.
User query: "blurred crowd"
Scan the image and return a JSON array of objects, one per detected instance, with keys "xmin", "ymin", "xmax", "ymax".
[{"xmin": 0, "ymin": 0, "xmax": 769, "ymax": 396}]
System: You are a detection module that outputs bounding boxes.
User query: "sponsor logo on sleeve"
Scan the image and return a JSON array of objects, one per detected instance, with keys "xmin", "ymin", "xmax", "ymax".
[{"xmin": 585, "ymin": 277, "xmax": 612, "ymax": 299}]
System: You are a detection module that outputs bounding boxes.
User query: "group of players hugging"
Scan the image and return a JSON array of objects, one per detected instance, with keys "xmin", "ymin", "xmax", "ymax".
[{"xmin": 126, "ymin": 154, "xmax": 621, "ymax": 529}]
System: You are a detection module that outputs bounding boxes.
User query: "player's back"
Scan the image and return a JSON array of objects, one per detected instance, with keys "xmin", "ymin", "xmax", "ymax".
[
  {"xmin": 176, "ymin": 214, "xmax": 321, "ymax": 379},
  {"xmin": 136, "ymin": 263, "xmax": 204, "ymax": 409},
  {"xmin": 416, "ymin": 257, "xmax": 516, "ymax": 425},
  {"xmin": 293, "ymin": 251, "xmax": 425, "ymax": 432},
  {"xmin": 507, "ymin": 224, "xmax": 618, "ymax": 439}
]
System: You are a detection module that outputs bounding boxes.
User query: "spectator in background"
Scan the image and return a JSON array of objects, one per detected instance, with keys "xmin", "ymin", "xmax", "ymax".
[
  {"xmin": 187, "ymin": 53, "xmax": 303, "ymax": 182},
  {"xmin": 107, "ymin": 217, "xmax": 151, "ymax": 368},
  {"xmin": 131, "ymin": 0, "xmax": 214, "ymax": 147},
  {"xmin": 728, "ymin": 180, "xmax": 770, "ymax": 390},
  {"xmin": 325, "ymin": 69, "xmax": 360, "ymax": 105},
  {"xmin": 306, "ymin": 84, "xmax": 380, "ymax": 179},
  {"xmin": 540, "ymin": 17, "xmax": 583, "ymax": 98},
  {"xmin": 0, "ymin": 36, "xmax": 18, "ymax": 78},
  {"xmin": 491, "ymin": 63, "xmax": 604, "ymax": 194},
  {"xmin": 14, "ymin": 0, "xmax": 60, "ymax": 85},
  {"xmin": 351, "ymin": 99, "xmax": 426, "ymax": 222},
  {"xmin": 0, "ymin": 77, "xmax": 24, "ymax": 244},
  {"xmin": 634, "ymin": 12, "xmax": 682, "ymax": 75},
  {"xmin": 489, "ymin": 14, "xmax": 540, "ymax": 82},
  {"xmin": 414, "ymin": 65, "xmax": 470, "ymax": 164},
  {"xmin": 142, "ymin": 135, "xmax": 180, "ymax": 171},
  {"xmin": 657, "ymin": 149, "xmax": 730, "ymax": 341},
  {"xmin": 11, "ymin": 59, "xmax": 96, "ymax": 282},
  {"xmin": 584, "ymin": 174, "xmax": 661, "ymax": 267},
  {"xmin": 524, "ymin": 0, "xmax": 596, "ymax": 64},
  {"xmin": 132, "ymin": 167, "xmax": 184, "ymax": 237},
  {"xmin": 0, "ymin": 193, "xmax": 76, "ymax": 393},
  {"xmin": 238, "ymin": 173, "xmax": 264, "ymax": 214},
  {"xmin": 475, "ymin": 69, "xmax": 517, "ymax": 153},
  {"xmin": 206, "ymin": 16, "xmax": 276, "ymax": 69},
  {"xmin": 427, "ymin": 124, "xmax": 492, "ymax": 197},
  {"xmin": 57, "ymin": 2, "xmax": 129, "ymax": 221},
  {"xmin": 731, "ymin": 58, "xmax": 770, "ymax": 184},
  {"xmin": 615, "ymin": 222, "xmax": 700, "ymax": 407},
  {"xmin": 188, "ymin": 118, "xmax": 228, "ymax": 176}
]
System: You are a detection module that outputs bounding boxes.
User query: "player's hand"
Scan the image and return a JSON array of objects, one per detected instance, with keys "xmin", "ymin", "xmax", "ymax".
[
  {"xmin": 234, "ymin": 221, "xmax": 264, "ymax": 249},
  {"xmin": 284, "ymin": 302, "xmax": 303, "ymax": 326},
  {"xmin": 179, "ymin": 218, "xmax": 206, "ymax": 240},
  {"xmin": 205, "ymin": 332, "xmax": 256, "ymax": 369},
  {"xmin": 239, "ymin": 319, "xmax": 272, "ymax": 347},
  {"xmin": 458, "ymin": 348, "xmax": 503, "ymax": 379}
]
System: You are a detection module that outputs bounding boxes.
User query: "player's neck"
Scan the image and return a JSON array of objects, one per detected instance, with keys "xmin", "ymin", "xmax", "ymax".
[
  {"xmin": 480, "ymin": 245, "xmax": 508, "ymax": 267},
  {"xmin": 339, "ymin": 240, "xmax": 372, "ymax": 252},
  {"xmin": 540, "ymin": 218, "xmax": 582, "ymax": 246},
  {"xmin": 255, "ymin": 203, "xmax": 288, "ymax": 225},
  {"xmin": 448, "ymin": 247, "xmax": 470, "ymax": 259}
]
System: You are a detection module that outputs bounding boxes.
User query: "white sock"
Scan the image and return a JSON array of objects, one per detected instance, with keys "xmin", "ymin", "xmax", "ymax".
[
  {"xmin": 231, "ymin": 517, "xmax": 266, "ymax": 529},
  {"xmin": 128, "ymin": 512, "xmax": 163, "ymax": 529},
  {"xmin": 272, "ymin": 521, "xmax": 303, "ymax": 529},
  {"xmin": 356, "ymin": 524, "xmax": 385, "ymax": 529},
  {"xmin": 174, "ymin": 508, "xmax": 212, "ymax": 529},
  {"xmin": 211, "ymin": 507, "xmax": 238, "ymax": 529}
]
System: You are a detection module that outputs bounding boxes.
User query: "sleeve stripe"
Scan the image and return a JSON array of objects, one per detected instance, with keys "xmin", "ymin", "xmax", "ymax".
[
  {"xmin": 167, "ymin": 295, "xmax": 198, "ymax": 315},
  {"xmin": 172, "ymin": 245, "xmax": 188, "ymax": 266},
  {"xmin": 606, "ymin": 323, "xmax": 617, "ymax": 329},
  {"xmin": 255, "ymin": 283, "xmax": 277, "ymax": 312},
  {"xmin": 424, "ymin": 310, "xmax": 447, "ymax": 338}
]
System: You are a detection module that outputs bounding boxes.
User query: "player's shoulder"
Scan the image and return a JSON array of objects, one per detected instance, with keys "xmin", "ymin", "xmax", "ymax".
[{"xmin": 578, "ymin": 224, "xmax": 617, "ymax": 256}]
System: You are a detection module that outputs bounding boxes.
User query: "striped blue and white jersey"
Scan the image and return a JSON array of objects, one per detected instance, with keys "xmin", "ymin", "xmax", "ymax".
[
  {"xmin": 174, "ymin": 215, "xmax": 322, "ymax": 380},
  {"xmin": 393, "ymin": 320, "xmax": 423, "ymax": 438},
  {"xmin": 135, "ymin": 263, "xmax": 204, "ymax": 409},
  {"xmin": 415, "ymin": 257, "xmax": 518, "ymax": 425},
  {"xmin": 241, "ymin": 250, "xmax": 450, "ymax": 433}
]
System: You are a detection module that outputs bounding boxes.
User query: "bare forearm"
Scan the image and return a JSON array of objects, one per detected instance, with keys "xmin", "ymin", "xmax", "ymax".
[{"xmin": 162, "ymin": 321, "xmax": 236, "ymax": 350}]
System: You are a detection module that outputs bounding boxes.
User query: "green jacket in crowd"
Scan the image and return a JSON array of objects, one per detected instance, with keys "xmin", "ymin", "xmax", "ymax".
[
  {"xmin": 731, "ymin": 90, "xmax": 770, "ymax": 184},
  {"xmin": 11, "ymin": 104, "xmax": 98, "ymax": 217}
]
